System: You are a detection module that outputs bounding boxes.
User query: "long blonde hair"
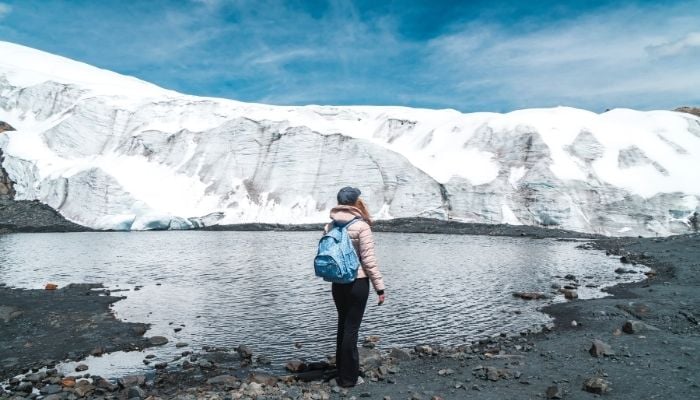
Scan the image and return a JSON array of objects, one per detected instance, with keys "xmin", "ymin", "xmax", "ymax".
[{"xmin": 353, "ymin": 198, "xmax": 372, "ymax": 226}]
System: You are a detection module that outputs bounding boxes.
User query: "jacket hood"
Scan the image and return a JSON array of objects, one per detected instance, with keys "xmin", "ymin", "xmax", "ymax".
[{"xmin": 329, "ymin": 205, "xmax": 363, "ymax": 224}]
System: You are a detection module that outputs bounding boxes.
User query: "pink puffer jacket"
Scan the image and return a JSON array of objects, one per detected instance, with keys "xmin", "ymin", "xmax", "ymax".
[{"xmin": 323, "ymin": 205, "xmax": 385, "ymax": 292}]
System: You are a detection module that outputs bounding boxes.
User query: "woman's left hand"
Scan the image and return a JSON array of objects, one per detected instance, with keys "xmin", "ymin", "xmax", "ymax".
[{"xmin": 377, "ymin": 293, "xmax": 386, "ymax": 305}]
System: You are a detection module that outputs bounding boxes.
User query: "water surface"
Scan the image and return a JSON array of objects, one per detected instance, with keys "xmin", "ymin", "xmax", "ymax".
[{"xmin": 0, "ymin": 231, "xmax": 647, "ymax": 376}]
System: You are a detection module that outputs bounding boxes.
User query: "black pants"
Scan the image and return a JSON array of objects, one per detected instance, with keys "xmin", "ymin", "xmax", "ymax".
[{"xmin": 332, "ymin": 277, "xmax": 369, "ymax": 386}]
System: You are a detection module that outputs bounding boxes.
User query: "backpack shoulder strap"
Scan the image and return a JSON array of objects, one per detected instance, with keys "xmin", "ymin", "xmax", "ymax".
[{"xmin": 336, "ymin": 216, "xmax": 362, "ymax": 229}]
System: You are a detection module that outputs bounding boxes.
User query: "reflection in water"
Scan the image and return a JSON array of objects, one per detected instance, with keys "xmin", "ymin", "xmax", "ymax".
[{"xmin": 0, "ymin": 231, "xmax": 647, "ymax": 377}]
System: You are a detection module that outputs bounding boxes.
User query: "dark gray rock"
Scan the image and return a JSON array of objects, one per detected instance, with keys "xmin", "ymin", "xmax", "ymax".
[
  {"xmin": 25, "ymin": 372, "xmax": 45, "ymax": 383},
  {"xmin": 589, "ymin": 339, "xmax": 615, "ymax": 357},
  {"xmin": 42, "ymin": 394, "xmax": 67, "ymax": 400},
  {"xmin": 389, "ymin": 347, "xmax": 412, "ymax": 361},
  {"xmin": 256, "ymin": 355, "xmax": 272, "ymax": 365},
  {"xmin": 74, "ymin": 363, "xmax": 89, "ymax": 372},
  {"xmin": 0, "ymin": 305, "xmax": 23, "ymax": 323},
  {"xmin": 17, "ymin": 381, "xmax": 34, "ymax": 393},
  {"xmin": 250, "ymin": 372, "xmax": 278, "ymax": 386},
  {"xmin": 623, "ymin": 320, "xmax": 659, "ymax": 334},
  {"xmin": 583, "ymin": 377, "xmax": 611, "ymax": 394},
  {"xmin": 127, "ymin": 385, "xmax": 146, "ymax": 399},
  {"xmin": 132, "ymin": 325, "xmax": 147, "ymax": 336},
  {"xmin": 414, "ymin": 344, "xmax": 433, "ymax": 355},
  {"xmin": 513, "ymin": 292, "xmax": 548, "ymax": 300},
  {"xmin": 118, "ymin": 375, "xmax": 145, "ymax": 388},
  {"xmin": 40, "ymin": 384, "xmax": 62, "ymax": 395},
  {"xmin": 73, "ymin": 382, "xmax": 95, "ymax": 397},
  {"xmin": 96, "ymin": 378, "xmax": 119, "ymax": 392},
  {"xmin": 285, "ymin": 359, "xmax": 307, "ymax": 372},
  {"xmin": 206, "ymin": 375, "xmax": 238, "ymax": 386},
  {"xmin": 359, "ymin": 347, "xmax": 383, "ymax": 370},
  {"xmin": 237, "ymin": 344, "xmax": 253, "ymax": 359},
  {"xmin": 546, "ymin": 385, "xmax": 563, "ymax": 399},
  {"xmin": 148, "ymin": 336, "xmax": 168, "ymax": 346}
]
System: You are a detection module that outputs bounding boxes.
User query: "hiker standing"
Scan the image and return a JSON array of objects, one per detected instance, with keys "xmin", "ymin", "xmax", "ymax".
[
  {"xmin": 690, "ymin": 212, "xmax": 699, "ymax": 232},
  {"xmin": 325, "ymin": 186, "xmax": 386, "ymax": 388}
]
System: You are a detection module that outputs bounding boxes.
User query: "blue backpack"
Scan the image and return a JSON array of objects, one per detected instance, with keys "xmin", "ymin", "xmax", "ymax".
[{"xmin": 314, "ymin": 218, "xmax": 361, "ymax": 283}]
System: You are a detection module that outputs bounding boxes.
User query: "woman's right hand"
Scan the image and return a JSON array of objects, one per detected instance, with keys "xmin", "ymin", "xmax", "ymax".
[{"xmin": 378, "ymin": 293, "xmax": 386, "ymax": 305}]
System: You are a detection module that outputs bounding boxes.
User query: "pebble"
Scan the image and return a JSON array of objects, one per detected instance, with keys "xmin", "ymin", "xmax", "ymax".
[
  {"xmin": 285, "ymin": 359, "xmax": 307, "ymax": 372},
  {"xmin": 414, "ymin": 345, "xmax": 433, "ymax": 355},
  {"xmin": 129, "ymin": 325, "xmax": 148, "ymax": 338},
  {"xmin": 118, "ymin": 374, "xmax": 146, "ymax": 388},
  {"xmin": 39, "ymin": 384, "xmax": 62, "ymax": 395},
  {"xmin": 127, "ymin": 385, "xmax": 146, "ymax": 399},
  {"xmin": 75, "ymin": 363, "xmax": 89, "ymax": 372},
  {"xmin": 513, "ymin": 291, "xmax": 548, "ymax": 300},
  {"xmin": 583, "ymin": 377, "xmax": 611, "ymax": 394},
  {"xmin": 256, "ymin": 355, "xmax": 272, "ymax": 365},
  {"xmin": 149, "ymin": 336, "xmax": 169, "ymax": 346},
  {"xmin": 389, "ymin": 347, "xmax": 412, "ymax": 361},
  {"xmin": 237, "ymin": 344, "xmax": 253, "ymax": 359},
  {"xmin": 623, "ymin": 320, "xmax": 658, "ymax": 334},
  {"xmin": 589, "ymin": 339, "xmax": 615, "ymax": 357},
  {"xmin": 206, "ymin": 375, "xmax": 238, "ymax": 386},
  {"xmin": 17, "ymin": 381, "xmax": 34, "ymax": 393},
  {"xmin": 546, "ymin": 385, "xmax": 563, "ymax": 399}
]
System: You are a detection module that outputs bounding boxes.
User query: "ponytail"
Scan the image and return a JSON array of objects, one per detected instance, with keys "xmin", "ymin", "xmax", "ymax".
[{"xmin": 354, "ymin": 198, "xmax": 373, "ymax": 226}]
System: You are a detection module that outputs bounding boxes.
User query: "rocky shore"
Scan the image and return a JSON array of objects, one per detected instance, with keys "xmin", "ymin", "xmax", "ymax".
[
  {"xmin": 204, "ymin": 217, "xmax": 600, "ymax": 239},
  {"xmin": 0, "ymin": 284, "xmax": 151, "ymax": 380},
  {"xmin": 0, "ymin": 200, "xmax": 88, "ymax": 234},
  {"xmin": 2, "ymin": 233, "xmax": 699, "ymax": 399}
]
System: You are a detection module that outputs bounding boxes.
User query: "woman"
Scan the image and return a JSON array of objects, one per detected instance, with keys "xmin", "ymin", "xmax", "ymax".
[{"xmin": 325, "ymin": 186, "xmax": 386, "ymax": 388}]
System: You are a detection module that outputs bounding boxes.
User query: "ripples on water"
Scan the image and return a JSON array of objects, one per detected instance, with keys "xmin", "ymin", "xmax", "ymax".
[{"xmin": 0, "ymin": 231, "xmax": 648, "ymax": 376}]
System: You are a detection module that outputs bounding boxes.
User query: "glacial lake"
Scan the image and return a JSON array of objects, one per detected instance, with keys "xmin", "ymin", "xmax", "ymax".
[{"xmin": 0, "ymin": 231, "xmax": 648, "ymax": 377}]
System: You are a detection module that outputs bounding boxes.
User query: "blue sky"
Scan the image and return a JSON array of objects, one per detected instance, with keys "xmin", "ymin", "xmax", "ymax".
[{"xmin": 0, "ymin": 0, "xmax": 699, "ymax": 112}]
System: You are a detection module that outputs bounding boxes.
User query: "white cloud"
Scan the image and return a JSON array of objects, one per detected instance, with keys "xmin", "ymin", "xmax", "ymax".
[
  {"xmin": 0, "ymin": 3, "xmax": 12, "ymax": 19},
  {"xmin": 647, "ymin": 32, "xmax": 700, "ymax": 57},
  {"xmin": 425, "ymin": 4, "xmax": 700, "ymax": 111}
]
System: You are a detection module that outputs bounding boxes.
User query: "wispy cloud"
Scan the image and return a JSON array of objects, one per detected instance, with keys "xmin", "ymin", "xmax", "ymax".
[
  {"xmin": 0, "ymin": 3, "xmax": 12, "ymax": 19},
  {"xmin": 647, "ymin": 31, "xmax": 700, "ymax": 58},
  {"xmin": 425, "ymin": 3, "xmax": 700, "ymax": 111},
  {"xmin": 1, "ymin": 0, "xmax": 699, "ymax": 112}
]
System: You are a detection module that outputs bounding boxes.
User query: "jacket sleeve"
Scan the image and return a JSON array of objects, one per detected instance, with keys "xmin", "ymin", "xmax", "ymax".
[{"xmin": 358, "ymin": 224, "xmax": 385, "ymax": 292}]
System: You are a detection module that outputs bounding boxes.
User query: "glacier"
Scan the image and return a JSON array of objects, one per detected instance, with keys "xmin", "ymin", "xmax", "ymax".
[{"xmin": 0, "ymin": 41, "xmax": 699, "ymax": 236}]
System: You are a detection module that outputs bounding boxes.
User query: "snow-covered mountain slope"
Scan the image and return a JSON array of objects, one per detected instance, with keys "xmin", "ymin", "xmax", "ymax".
[{"xmin": 1, "ymin": 41, "xmax": 699, "ymax": 235}]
